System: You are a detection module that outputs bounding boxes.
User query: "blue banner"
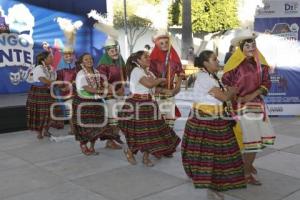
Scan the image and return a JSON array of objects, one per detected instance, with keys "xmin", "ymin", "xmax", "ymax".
[
  {"xmin": 254, "ymin": 0, "xmax": 300, "ymax": 115},
  {"xmin": 255, "ymin": 17, "xmax": 300, "ymax": 115},
  {"xmin": 0, "ymin": 0, "xmax": 106, "ymax": 94}
]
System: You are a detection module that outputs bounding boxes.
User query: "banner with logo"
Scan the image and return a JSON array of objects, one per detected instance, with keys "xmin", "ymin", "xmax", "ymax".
[
  {"xmin": 255, "ymin": 0, "xmax": 300, "ymax": 115},
  {"xmin": 0, "ymin": 0, "xmax": 106, "ymax": 94}
]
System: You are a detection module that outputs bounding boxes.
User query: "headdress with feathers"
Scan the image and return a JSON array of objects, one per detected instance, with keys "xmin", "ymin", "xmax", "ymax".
[
  {"xmin": 56, "ymin": 17, "xmax": 83, "ymax": 53},
  {"xmin": 87, "ymin": 10, "xmax": 125, "ymax": 67},
  {"xmin": 87, "ymin": 10, "xmax": 119, "ymax": 45}
]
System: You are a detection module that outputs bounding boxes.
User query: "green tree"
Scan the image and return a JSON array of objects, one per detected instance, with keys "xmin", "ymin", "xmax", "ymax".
[
  {"xmin": 169, "ymin": 0, "xmax": 181, "ymax": 25},
  {"xmin": 145, "ymin": 0, "xmax": 160, "ymax": 3},
  {"xmin": 169, "ymin": 0, "xmax": 239, "ymax": 33}
]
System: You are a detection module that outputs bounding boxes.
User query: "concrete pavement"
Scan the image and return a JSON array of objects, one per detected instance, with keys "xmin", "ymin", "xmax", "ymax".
[{"xmin": 0, "ymin": 97, "xmax": 300, "ymax": 200}]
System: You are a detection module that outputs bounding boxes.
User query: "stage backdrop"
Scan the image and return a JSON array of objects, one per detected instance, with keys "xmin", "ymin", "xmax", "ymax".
[
  {"xmin": 255, "ymin": 0, "xmax": 300, "ymax": 115},
  {"xmin": 0, "ymin": 0, "xmax": 106, "ymax": 94}
]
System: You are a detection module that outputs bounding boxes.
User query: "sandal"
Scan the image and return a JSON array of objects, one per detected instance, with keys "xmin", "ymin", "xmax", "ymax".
[
  {"xmin": 245, "ymin": 174, "xmax": 262, "ymax": 186},
  {"xmin": 89, "ymin": 148, "xmax": 99, "ymax": 155},
  {"xmin": 123, "ymin": 150, "xmax": 137, "ymax": 165},
  {"xmin": 42, "ymin": 130, "xmax": 52, "ymax": 137},
  {"xmin": 80, "ymin": 144, "xmax": 92, "ymax": 156},
  {"xmin": 143, "ymin": 155, "xmax": 154, "ymax": 167},
  {"xmin": 251, "ymin": 165, "xmax": 258, "ymax": 175},
  {"xmin": 37, "ymin": 133, "xmax": 43, "ymax": 140},
  {"xmin": 105, "ymin": 140, "xmax": 122, "ymax": 150}
]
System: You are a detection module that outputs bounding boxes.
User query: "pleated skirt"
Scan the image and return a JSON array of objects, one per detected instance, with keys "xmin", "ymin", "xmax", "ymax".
[
  {"xmin": 118, "ymin": 94, "xmax": 180, "ymax": 157},
  {"xmin": 181, "ymin": 109, "xmax": 246, "ymax": 191}
]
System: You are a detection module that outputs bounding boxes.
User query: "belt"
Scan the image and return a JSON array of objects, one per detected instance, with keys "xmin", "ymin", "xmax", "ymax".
[
  {"xmin": 132, "ymin": 93, "xmax": 152, "ymax": 100},
  {"xmin": 192, "ymin": 104, "xmax": 224, "ymax": 115}
]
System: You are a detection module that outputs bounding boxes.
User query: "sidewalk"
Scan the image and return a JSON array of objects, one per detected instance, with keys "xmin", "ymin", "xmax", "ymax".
[{"xmin": 0, "ymin": 98, "xmax": 300, "ymax": 200}]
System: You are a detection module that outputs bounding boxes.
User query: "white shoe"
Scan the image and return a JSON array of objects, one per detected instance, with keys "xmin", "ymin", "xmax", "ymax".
[{"xmin": 207, "ymin": 189, "xmax": 224, "ymax": 200}]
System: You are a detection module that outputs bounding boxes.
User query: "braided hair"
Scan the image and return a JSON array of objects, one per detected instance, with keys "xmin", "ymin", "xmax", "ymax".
[
  {"xmin": 125, "ymin": 50, "xmax": 145, "ymax": 80},
  {"xmin": 195, "ymin": 50, "xmax": 234, "ymax": 119}
]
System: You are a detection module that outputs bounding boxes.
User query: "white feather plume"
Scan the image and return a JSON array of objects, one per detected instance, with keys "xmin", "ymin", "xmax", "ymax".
[
  {"xmin": 87, "ymin": 10, "xmax": 109, "ymax": 24},
  {"xmin": 56, "ymin": 17, "xmax": 82, "ymax": 32},
  {"xmin": 74, "ymin": 20, "xmax": 83, "ymax": 30},
  {"xmin": 55, "ymin": 17, "xmax": 83, "ymax": 50},
  {"xmin": 87, "ymin": 9, "xmax": 119, "ymax": 39}
]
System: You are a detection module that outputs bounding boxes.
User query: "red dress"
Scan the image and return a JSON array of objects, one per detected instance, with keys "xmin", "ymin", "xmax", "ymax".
[
  {"xmin": 149, "ymin": 46, "xmax": 184, "ymax": 120},
  {"xmin": 150, "ymin": 46, "xmax": 185, "ymax": 89},
  {"xmin": 222, "ymin": 58, "xmax": 271, "ymax": 112},
  {"xmin": 222, "ymin": 58, "xmax": 275, "ymax": 152},
  {"xmin": 97, "ymin": 64, "xmax": 125, "ymax": 98}
]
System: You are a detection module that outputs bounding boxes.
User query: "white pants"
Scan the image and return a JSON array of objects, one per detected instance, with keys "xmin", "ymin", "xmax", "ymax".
[
  {"xmin": 155, "ymin": 97, "xmax": 176, "ymax": 127},
  {"xmin": 105, "ymin": 99, "xmax": 125, "ymax": 125}
]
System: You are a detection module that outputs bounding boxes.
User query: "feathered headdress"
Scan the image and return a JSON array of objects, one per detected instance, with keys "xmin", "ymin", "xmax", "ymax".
[
  {"xmin": 87, "ymin": 9, "xmax": 119, "ymax": 45},
  {"xmin": 55, "ymin": 17, "xmax": 83, "ymax": 53}
]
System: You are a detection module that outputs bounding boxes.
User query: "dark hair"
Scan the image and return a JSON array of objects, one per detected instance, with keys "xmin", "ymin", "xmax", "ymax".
[
  {"xmin": 194, "ymin": 50, "xmax": 214, "ymax": 69},
  {"xmin": 77, "ymin": 53, "xmax": 93, "ymax": 67},
  {"xmin": 125, "ymin": 50, "xmax": 146, "ymax": 79},
  {"xmin": 239, "ymin": 38, "xmax": 255, "ymax": 50},
  {"xmin": 229, "ymin": 45, "xmax": 235, "ymax": 52},
  {"xmin": 75, "ymin": 60, "xmax": 82, "ymax": 72},
  {"xmin": 36, "ymin": 51, "xmax": 51, "ymax": 66},
  {"xmin": 144, "ymin": 44, "xmax": 151, "ymax": 50}
]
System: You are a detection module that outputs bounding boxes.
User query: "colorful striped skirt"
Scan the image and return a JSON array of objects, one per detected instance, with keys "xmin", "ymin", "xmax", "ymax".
[
  {"xmin": 72, "ymin": 95, "xmax": 120, "ymax": 144},
  {"xmin": 118, "ymin": 94, "xmax": 181, "ymax": 157},
  {"xmin": 26, "ymin": 85, "xmax": 54, "ymax": 132},
  {"xmin": 181, "ymin": 109, "xmax": 246, "ymax": 191}
]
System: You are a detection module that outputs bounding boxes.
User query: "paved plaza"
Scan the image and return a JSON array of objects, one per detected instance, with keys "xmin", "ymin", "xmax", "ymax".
[{"xmin": 0, "ymin": 94, "xmax": 300, "ymax": 200}]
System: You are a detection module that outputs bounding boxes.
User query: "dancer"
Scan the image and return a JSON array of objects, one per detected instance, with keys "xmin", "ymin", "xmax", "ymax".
[
  {"xmin": 72, "ymin": 53, "xmax": 121, "ymax": 155},
  {"xmin": 222, "ymin": 29, "xmax": 276, "ymax": 185},
  {"xmin": 150, "ymin": 30, "xmax": 184, "ymax": 128},
  {"xmin": 55, "ymin": 47, "xmax": 77, "ymax": 134},
  {"xmin": 119, "ymin": 51, "xmax": 181, "ymax": 166},
  {"xmin": 88, "ymin": 10, "xmax": 125, "ymax": 149},
  {"xmin": 181, "ymin": 50, "xmax": 246, "ymax": 200},
  {"xmin": 52, "ymin": 17, "xmax": 82, "ymax": 132},
  {"xmin": 26, "ymin": 51, "xmax": 58, "ymax": 139},
  {"xmin": 97, "ymin": 38, "xmax": 126, "ymax": 149}
]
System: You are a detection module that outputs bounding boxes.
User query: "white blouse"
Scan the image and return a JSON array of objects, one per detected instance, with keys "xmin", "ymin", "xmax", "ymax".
[
  {"xmin": 192, "ymin": 71, "xmax": 222, "ymax": 105},
  {"xmin": 75, "ymin": 70, "xmax": 102, "ymax": 99},
  {"xmin": 129, "ymin": 67, "xmax": 153, "ymax": 94},
  {"xmin": 32, "ymin": 65, "xmax": 56, "ymax": 82},
  {"xmin": 75, "ymin": 70, "xmax": 88, "ymax": 92}
]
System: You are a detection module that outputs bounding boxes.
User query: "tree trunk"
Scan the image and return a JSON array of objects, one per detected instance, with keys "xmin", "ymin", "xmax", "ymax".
[{"xmin": 181, "ymin": 0, "xmax": 193, "ymax": 59}]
